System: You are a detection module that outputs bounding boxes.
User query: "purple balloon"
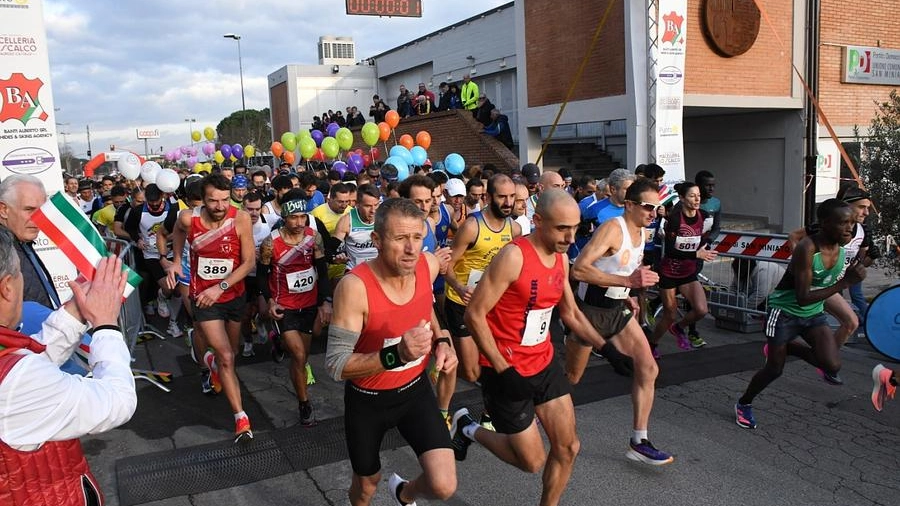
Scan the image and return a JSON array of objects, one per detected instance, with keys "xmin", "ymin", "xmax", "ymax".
[
  {"xmin": 187, "ymin": 156, "xmax": 198, "ymax": 168},
  {"xmin": 332, "ymin": 161, "xmax": 348, "ymax": 176},
  {"xmin": 311, "ymin": 130, "xmax": 325, "ymax": 147},
  {"xmin": 220, "ymin": 144, "xmax": 232, "ymax": 158},
  {"xmin": 348, "ymin": 153, "xmax": 364, "ymax": 174},
  {"xmin": 326, "ymin": 123, "xmax": 340, "ymax": 138},
  {"xmin": 189, "ymin": 147, "xmax": 198, "ymax": 157},
  {"xmin": 232, "ymin": 144, "xmax": 243, "ymax": 159},
  {"xmin": 180, "ymin": 145, "xmax": 191, "ymax": 155}
]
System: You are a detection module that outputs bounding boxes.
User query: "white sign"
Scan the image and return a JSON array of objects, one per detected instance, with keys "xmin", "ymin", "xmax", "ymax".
[
  {"xmin": 816, "ymin": 132, "xmax": 840, "ymax": 202},
  {"xmin": 843, "ymin": 45, "xmax": 900, "ymax": 86},
  {"xmin": 654, "ymin": 0, "xmax": 687, "ymax": 182},
  {"xmin": 136, "ymin": 128, "xmax": 160, "ymax": 139}
]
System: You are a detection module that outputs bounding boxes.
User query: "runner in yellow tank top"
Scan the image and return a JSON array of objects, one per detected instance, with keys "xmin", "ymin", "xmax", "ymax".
[{"xmin": 444, "ymin": 174, "xmax": 521, "ymax": 384}]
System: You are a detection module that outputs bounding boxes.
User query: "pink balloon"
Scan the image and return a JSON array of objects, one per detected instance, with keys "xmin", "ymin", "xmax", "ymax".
[
  {"xmin": 202, "ymin": 142, "xmax": 215, "ymax": 156},
  {"xmin": 189, "ymin": 147, "xmax": 198, "ymax": 157},
  {"xmin": 187, "ymin": 156, "xmax": 197, "ymax": 168},
  {"xmin": 180, "ymin": 145, "xmax": 191, "ymax": 155},
  {"xmin": 163, "ymin": 152, "xmax": 173, "ymax": 162}
]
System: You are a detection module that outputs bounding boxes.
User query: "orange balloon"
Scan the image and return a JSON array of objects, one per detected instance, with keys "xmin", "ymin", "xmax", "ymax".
[
  {"xmin": 378, "ymin": 122, "xmax": 391, "ymax": 142},
  {"xmin": 314, "ymin": 148, "xmax": 325, "ymax": 162},
  {"xmin": 282, "ymin": 151, "xmax": 295, "ymax": 164},
  {"xmin": 271, "ymin": 141, "xmax": 284, "ymax": 158},
  {"xmin": 399, "ymin": 134, "xmax": 414, "ymax": 150},
  {"xmin": 385, "ymin": 110, "xmax": 400, "ymax": 129},
  {"xmin": 415, "ymin": 131, "xmax": 431, "ymax": 150}
]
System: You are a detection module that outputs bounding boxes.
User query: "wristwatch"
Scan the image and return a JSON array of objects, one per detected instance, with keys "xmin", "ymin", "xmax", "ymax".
[{"xmin": 218, "ymin": 281, "xmax": 230, "ymax": 291}]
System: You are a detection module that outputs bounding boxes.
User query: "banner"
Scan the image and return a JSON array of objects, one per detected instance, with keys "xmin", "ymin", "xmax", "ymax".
[{"xmin": 655, "ymin": 0, "xmax": 687, "ymax": 182}]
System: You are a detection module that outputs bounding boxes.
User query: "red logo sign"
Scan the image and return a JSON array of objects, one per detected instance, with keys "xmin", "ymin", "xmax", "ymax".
[
  {"xmin": 662, "ymin": 11, "xmax": 684, "ymax": 45},
  {"xmin": 0, "ymin": 73, "xmax": 48, "ymax": 124}
]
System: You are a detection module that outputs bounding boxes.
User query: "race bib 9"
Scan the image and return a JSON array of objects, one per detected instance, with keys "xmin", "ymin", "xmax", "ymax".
[
  {"xmin": 197, "ymin": 257, "xmax": 233, "ymax": 280},
  {"xmin": 467, "ymin": 269, "xmax": 484, "ymax": 287},
  {"xmin": 674, "ymin": 235, "xmax": 701, "ymax": 252},
  {"xmin": 521, "ymin": 307, "xmax": 554, "ymax": 347},
  {"xmin": 286, "ymin": 267, "xmax": 316, "ymax": 293}
]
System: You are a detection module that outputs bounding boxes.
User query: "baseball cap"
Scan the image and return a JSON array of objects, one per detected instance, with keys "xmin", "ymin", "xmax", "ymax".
[
  {"xmin": 522, "ymin": 163, "xmax": 541, "ymax": 184},
  {"xmin": 446, "ymin": 178, "xmax": 465, "ymax": 197},
  {"xmin": 231, "ymin": 174, "xmax": 248, "ymax": 189}
]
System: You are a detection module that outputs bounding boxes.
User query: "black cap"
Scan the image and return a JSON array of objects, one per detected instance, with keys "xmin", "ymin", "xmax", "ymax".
[{"xmin": 522, "ymin": 163, "xmax": 540, "ymax": 184}]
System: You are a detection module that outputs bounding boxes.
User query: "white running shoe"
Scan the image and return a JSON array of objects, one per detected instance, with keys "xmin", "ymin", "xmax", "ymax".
[
  {"xmin": 167, "ymin": 320, "xmax": 183, "ymax": 338},
  {"xmin": 156, "ymin": 289, "xmax": 170, "ymax": 319},
  {"xmin": 242, "ymin": 341, "xmax": 255, "ymax": 358}
]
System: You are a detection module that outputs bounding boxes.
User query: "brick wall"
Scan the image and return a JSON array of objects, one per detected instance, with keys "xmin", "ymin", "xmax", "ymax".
[
  {"xmin": 685, "ymin": 0, "xmax": 793, "ymax": 97},
  {"xmin": 819, "ymin": 0, "xmax": 899, "ymax": 128},
  {"xmin": 524, "ymin": 0, "xmax": 626, "ymax": 107}
]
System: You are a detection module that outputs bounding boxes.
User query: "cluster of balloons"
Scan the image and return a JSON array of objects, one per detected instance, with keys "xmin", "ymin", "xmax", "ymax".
[
  {"xmin": 190, "ymin": 127, "xmax": 217, "ymax": 143},
  {"xmin": 116, "ymin": 156, "xmax": 181, "ymax": 193}
]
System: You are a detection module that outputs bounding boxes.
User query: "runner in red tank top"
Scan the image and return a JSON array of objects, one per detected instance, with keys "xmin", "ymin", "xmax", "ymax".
[
  {"xmin": 325, "ymin": 198, "xmax": 458, "ymax": 506},
  {"xmin": 450, "ymin": 189, "xmax": 633, "ymax": 506},
  {"xmin": 167, "ymin": 174, "xmax": 257, "ymax": 444}
]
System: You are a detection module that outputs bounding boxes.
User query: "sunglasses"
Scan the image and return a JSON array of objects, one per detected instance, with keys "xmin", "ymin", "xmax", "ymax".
[{"xmin": 629, "ymin": 200, "xmax": 662, "ymax": 212}]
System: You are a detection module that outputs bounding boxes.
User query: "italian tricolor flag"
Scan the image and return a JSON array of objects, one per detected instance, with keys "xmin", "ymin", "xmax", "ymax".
[{"xmin": 31, "ymin": 192, "xmax": 142, "ymax": 298}]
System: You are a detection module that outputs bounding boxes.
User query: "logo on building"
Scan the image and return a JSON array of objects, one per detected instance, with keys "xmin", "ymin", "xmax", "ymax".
[
  {"xmin": 847, "ymin": 48, "xmax": 872, "ymax": 76},
  {"xmin": 659, "ymin": 66, "xmax": 684, "ymax": 85},
  {"xmin": 0, "ymin": 73, "xmax": 48, "ymax": 124},
  {"xmin": 662, "ymin": 11, "xmax": 685, "ymax": 45}
]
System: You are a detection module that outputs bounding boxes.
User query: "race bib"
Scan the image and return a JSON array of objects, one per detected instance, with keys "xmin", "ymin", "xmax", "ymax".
[
  {"xmin": 197, "ymin": 257, "xmax": 233, "ymax": 280},
  {"xmin": 674, "ymin": 235, "xmax": 701, "ymax": 252},
  {"xmin": 605, "ymin": 286, "xmax": 630, "ymax": 299},
  {"xmin": 521, "ymin": 307, "xmax": 553, "ymax": 347},
  {"xmin": 286, "ymin": 267, "xmax": 316, "ymax": 293},
  {"xmin": 467, "ymin": 269, "xmax": 484, "ymax": 287},
  {"xmin": 382, "ymin": 336, "xmax": 425, "ymax": 371}
]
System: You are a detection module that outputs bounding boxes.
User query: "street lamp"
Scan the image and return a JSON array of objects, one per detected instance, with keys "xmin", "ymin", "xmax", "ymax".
[
  {"xmin": 56, "ymin": 122, "xmax": 73, "ymax": 175},
  {"xmin": 184, "ymin": 118, "xmax": 196, "ymax": 146},
  {"xmin": 223, "ymin": 33, "xmax": 246, "ymax": 117}
]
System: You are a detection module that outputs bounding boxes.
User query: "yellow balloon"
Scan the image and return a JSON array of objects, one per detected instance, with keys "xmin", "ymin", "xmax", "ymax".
[
  {"xmin": 191, "ymin": 131, "xmax": 201, "ymax": 142},
  {"xmin": 244, "ymin": 145, "xmax": 256, "ymax": 158},
  {"xmin": 230, "ymin": 155, "xmax": 237, "ymax": 162},
  {"xmin": 214, "ymin": 151, "xmax": 225, "ymax": 164},
  {"xmin": 203, "ymin": 126, "xmax": 215, "ymax": 141}
]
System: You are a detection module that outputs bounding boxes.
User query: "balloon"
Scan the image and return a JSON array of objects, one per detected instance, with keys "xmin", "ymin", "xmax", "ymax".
[
  {"xmin": 332, "ymin": 161, "xmax": 348, "ymax": 176},
  {"xmin": 214, "ymin": 151, "xmax": 225, "ymax": 164},
  {"xmin": 191, "ymin": 131, "xmax": 201, "ymax": 142},
  {"xmin": 203, "ymin": 126, "xmax": 216, "ymax": 141},
  {"xmin": 221, "ymin": 144, "xmax": 233, "ymax": 158},
  {"xmin": 415, "ymin": 131, "xmax": 431, "ymax": 149},
  {"xmin": 385, "ymin": 110, "xmax": 400, "ymax": 129},
  {"xmin": 361, "ymin": 122, "xmax": 380, "ymax": 147},
  {"xmin": 232, "ymin": 144, "xmax": 243, "ymax": 159},
  {"xmin": 281, "ymin": 132, "xmax": 296, "ymax": 152},
  {"xmin": 117, "ymin": 153, "xmax": 142, "ymax": 180},
  {"xmin": 230, "ymin": 155, "xmax": 237, "ymax": 162},
  {"xmin": 311, "ymin": 129, "xmax": 325, "ymax": 147},
  {"xmin": 189, "ymin": 147, "xmax": 198, "ymax": 157},
  {"xmin": 202, "ymin": 142, "xmax": 215, "ymax": 156},
  {"xmin": 321, "ymin": 137, "xmax": 339, "ymax": 159},
  {"xmin": 444, "ymin": 153, "xmax": 465, "ymax": 175},
  {"xmin": 156, "ymin": 168, "xmax": 181, "ymax": 193},
  {"xmin": 299, "ymin": 137, "xmax": 317, "ymax": 159},
  {"xmin": 378, "ymin": 122, "xmax": 391, "ymax": 142},
  {"xmin": 194, "ymin": 163, "xmax": 206, "ymax": 174},
  {"xmin": 384, "ymin": 156, "xmax": 409, "ymax": 181},
  {"xmin": 180, "ymin": 145, "xmax": 191, "ymax": 155},
  {"xmin": 313, "ymin": 148, "xmax": 325, "ymax": 162},
  {"xmin": 363, "ymin": 154, "xmax": 372, "ymax": 167},
  {"xmin": 410, "ymin": 146, "xmax": 428, "ymax": 166},
  {"xmin": 326, "ymin": 123, "xmax": 340, "ymax": 138},
  {"xmin": 186, "ymin": 157, "xmax": 198, "ymax": 169},
  {"xmin": 163, "ymin": 151, "xmax": 174, "ymax": 162},
  {"xmin": 271, "ymin": 141, "xmax": 284, "ymax": 157},
  {"xmin": 389, "ymin": 145, "xmax": 413, "ymax": 166},
  {"xmin": 297, "ymin": 129, "xmax": 312, "ymax": 140},
  {"xmin": 336, "ymin": 127, "xmax": 354, "ymax": 151},
  {"xmin": 370, "ymin": 147, "xmax": 380, "ymax": 160},
  {"xmin": 140, "ymin": 161, "xmax": 162, "ymax": 184},
  {"xmin": 347, "ymin": 153, "xmax": 364, "ymax": 174},
  {"xmin": 244, "ymin": 145, "xmax": 255, "ymax": 158},
  {"xmin": 283, "ymin": 151, "xmax": 295, "ymax": 165},
  {"xmin": 398, "ymin": 134, "xmax": 414, "ymax": 150}
]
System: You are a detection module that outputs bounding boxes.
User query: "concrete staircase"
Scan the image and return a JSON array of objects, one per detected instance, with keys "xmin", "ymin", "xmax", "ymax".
[{"xmin": 540, "ymin": 142, "xmax": 620, "ymax": 179}]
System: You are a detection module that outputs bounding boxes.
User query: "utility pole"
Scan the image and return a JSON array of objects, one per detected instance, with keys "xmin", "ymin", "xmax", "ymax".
[{"xmin": 86, "ymin": 124, "xmax": 92, "ymax": 158}]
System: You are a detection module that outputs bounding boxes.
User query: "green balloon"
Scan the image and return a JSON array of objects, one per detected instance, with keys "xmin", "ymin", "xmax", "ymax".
[
  {"xmin": 361, "ymin": 122, "xmax": 379, "ymax": 147},
  {"xmin": 297, "ymin": 129, "xmax": 312, "ymax": 140},
  {"xmin": 299, "ymin": 137, "xmax": 316, "ymax": 159},
  {"xmin": 321, "ymin": 137, "xmax": 339, "ymax": 159},
  {"xmin": 336, "ymin": 127, "xmax": 354, "ymax": 151},
  {"xmin": 280, "ymin": 132, "xmax": 296, "ymax": 147}
]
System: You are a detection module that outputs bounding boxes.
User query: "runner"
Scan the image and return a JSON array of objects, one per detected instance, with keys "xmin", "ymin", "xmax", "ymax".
[
  {"xmin": 311, "ymin": 182, "xmax": 353, "ymax": 281},
  {"xmin": 734, "ymin": 199, "xmax": 865, "ymax": 429},
  {"xmin": 240, "ymin": 191, "xmax": 274, "ymax": 357},
  {"xmin": 450, "ymin": 189, "xmax": 632, "ymax": 506},
  {"xmin": 325, "ymin": 198, "xmax": 458, "ymax": 506},
  {"xmin": 568, "ymin": 177, "xmax": 674, "ymax": 465},
  {"xmin": 333, "ymin": 183, "xmax": 380, "ymax": 272},
  {"xmin": 168, "ymin": 174, "xmax": 257, "ymax": 443},
  {"xmin": 649, "ymin": 182, "xmax": 717, "ymax": 352},
  {"xmin": 258, "ymin": 189, "xmax": 331, "ymax": 427}
]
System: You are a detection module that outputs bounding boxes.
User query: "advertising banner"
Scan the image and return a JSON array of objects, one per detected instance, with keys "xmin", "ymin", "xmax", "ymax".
[
  {"xmin": 843, "ymin": 45, "xmax": 900, "ymax": 86},
  {"xmin": 655, "ymin": 0, "xmax": 687, "ymax": 182}
]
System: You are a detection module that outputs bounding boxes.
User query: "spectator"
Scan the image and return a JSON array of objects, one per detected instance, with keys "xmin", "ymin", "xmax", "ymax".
[
  {"xmin": 482, "ymin": 108, "xmax": 513, "ymax": 150},
  {"xmin": 417, "ymin": 82, "xmax": 436, "ymax": 105},
  {"xmin": 334, "ymin": 111, "xmax": 346, "ymax": 127},
  {"xmin": 475, "ymin": 94, "xmax": 495, "ymax": 127},
  {"xmin": 347, "ymin": 106, "xmax": 366, "ymax": 127},
  {"xmin": 369, "ymin": 94, "xmax": 390, "ymax": 123},
  {"xmin": 312, "ymin": 116, "xmax": 324, "ymax": 132},
  {"xmin": 436, "ymin": 82, "xmax": 451, "ymax": 111},
  {"xmin": 397, "ymin": 84, "xmax": 413, "ymax": 118},
  {"xmin": 414, "ymin": 94, "xmax": 433, "ymax": 116},
  {"xmin": 447, "ymin": 83, "xmax": 462, "ymax": 109},
  {"xmin": 460, "ymin": 74, "xmax": 479, "ymax": 116},
  {"xmin": 731, "ymin": 258, "xmax": 786, "ymax": 311}
]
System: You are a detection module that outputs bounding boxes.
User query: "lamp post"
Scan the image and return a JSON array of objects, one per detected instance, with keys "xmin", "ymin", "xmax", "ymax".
[
  {"xmin": 223, "ymin": 33, "xmax": 246, "ymax": 123},
  {"xmin": 184, "ymin": 118, "xmax": 196, "ymax": 146},
  {"xmin": 56, "ymin": 122, "xmax": 72, "ymax": 175}
]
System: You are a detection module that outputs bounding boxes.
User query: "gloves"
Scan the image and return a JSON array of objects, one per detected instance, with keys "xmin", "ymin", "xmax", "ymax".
[
  {"xmin": 498, "ymin": 367, "xmax": 534, "ymax": 401},
  {"xmin": 600, "ymin": 342, "xmax": 634, "ymax": 377}
]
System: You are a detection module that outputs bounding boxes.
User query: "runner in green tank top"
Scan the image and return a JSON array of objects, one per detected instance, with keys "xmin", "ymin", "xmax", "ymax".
[{"xmin": 734, "ymin": 199, "xmax": 866, "ymax": 430}]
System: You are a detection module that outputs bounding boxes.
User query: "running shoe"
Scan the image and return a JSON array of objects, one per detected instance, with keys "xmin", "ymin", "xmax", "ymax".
[
  {"xmin": 242, "ymin": 341, "xmax": 255, "ymax": 358},
  {"xmin": 203, "ymin": 351, "xmax": 222, "ymax": 393},
  {"xmin": 734, "ymin": 402, "xmax": 757, "ymax": 429},
  {"xmin": 479, "ymin": 411, "xmax": 495, "ymax": 432},
  {"xmin": 234, "ymin": 416, "xmax": 253, "ymax": 444},
  {"xmin": 167, "ymin": 320, "xmax": 183, "ymax": 338},
  {"xmin": 871, "ymin": 364, "xmax": 896, "ymax": 412},
  {"xmin": 200, "ymin": 369, "xmax": 215, "ymax": 395},
  {"xmin": 626, "ymin": 439, "xmax": 674, "ymax": 465},
  {"xmin": 299, "ymin": 401, "xmax": 316, "ymax": 427},
  {"xmin": 669, "ymin": 323, "xmax": 692, "ymax": 350},
  {"xmin": 688, "ymin": 331, "xmax": 707, "ymax": 348},
  {"xmin": 450, "ymin": 408, "xmax": 477, "ymax": 461},
  {"xmin": 817, "ymin": 368, "xmax": 844, "ymax": 386},
  {"xmin": 270, "ymin": 331, "xmax": 286, "ymax": 363},
  {"xmin": 156, "ymin": 289, "xmax": 170, "ymax": 319},
  {"xmin": 388, "ymin": 473, "xmax": 417, "ymax": 506},
  {"xmin": 306, "ymin": 363, "xmax": 316, "ymax": 385}
]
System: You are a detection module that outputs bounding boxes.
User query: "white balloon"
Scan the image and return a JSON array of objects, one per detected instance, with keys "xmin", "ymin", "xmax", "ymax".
[
  {"xmin": 118, "ymin": 153, "xmax": 142, "ymax": 180},
  {"xmin": 155, "ymin": 168, "xmax": 181, "ymax": 193},
  {"xmin": 140, "ymin": 161, "xmax": 162, "ymax": 184}
]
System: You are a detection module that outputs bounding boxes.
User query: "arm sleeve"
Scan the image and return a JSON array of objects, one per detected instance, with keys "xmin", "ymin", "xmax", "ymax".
[{"xmin": 325, "ymin": 325, "xmax": 359, "ymax": 381}]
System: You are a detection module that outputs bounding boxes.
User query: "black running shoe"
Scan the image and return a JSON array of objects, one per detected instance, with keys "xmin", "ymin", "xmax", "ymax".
[
  {"xmin": 299, "ymin": 401, "xmax": 316, "ymax": 427},
  {"xmin": 450, "ymin": 408, "xmax": 477, "ymax": 461}
]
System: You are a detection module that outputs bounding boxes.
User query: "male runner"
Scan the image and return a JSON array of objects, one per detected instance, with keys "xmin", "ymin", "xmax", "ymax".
[
  {"xmin": 451, "ymin": 189, "xmax": 632, "ymax": 506},
  {"xmin": 168, "ymin": 174, "xmax": 257, "ymax": 442},
  {"xmin": 311, "ymin": 182, "xmax": 352, "ymax": 281},
  {"xmin": 568, "ymin": 177, "xmax": 673, "ymax": 464},
  {"xmin": 240, "ymin": 191, "xmax": 273, "ymax": 357},
  {"xmin": 333, "ymin": 184, "xmax": 380, "ymax": 272},
  {"xmin": 734, "ymin": 199, "xmax": 865, "ymax": 429},
  {"xmin": 325, "ymin": 198, "xmax": 458, "ymax": 506}
]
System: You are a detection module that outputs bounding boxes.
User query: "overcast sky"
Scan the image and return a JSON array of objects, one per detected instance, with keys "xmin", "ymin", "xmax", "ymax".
[{"xmin": 43, "ymin": 0, "xmax": 509, "ymax": 160}]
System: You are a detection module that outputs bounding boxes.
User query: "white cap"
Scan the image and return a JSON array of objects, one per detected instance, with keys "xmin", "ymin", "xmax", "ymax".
[{"xmin": 446, "ymin": 178, "xmax": 465, "ymax": 197}]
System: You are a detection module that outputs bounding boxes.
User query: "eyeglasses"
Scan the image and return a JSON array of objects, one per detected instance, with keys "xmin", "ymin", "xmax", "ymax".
[{"xmin": 628, "ymin": 200, "xmax": 662, "ymax": 212}]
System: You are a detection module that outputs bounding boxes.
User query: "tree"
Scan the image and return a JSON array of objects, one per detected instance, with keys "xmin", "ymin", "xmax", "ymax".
[
  {"xmin": 216, "ymin": 108, "xmax": 271, "ymax": 150},
  {"xmin": 859, "ymin": 89, "xmax": 900, "ymax": 272}
]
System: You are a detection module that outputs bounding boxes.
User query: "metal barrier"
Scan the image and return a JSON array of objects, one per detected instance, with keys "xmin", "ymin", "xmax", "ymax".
[{"xmin": 104, "ymin": 238, "xmax": 171, "ymax": 392}]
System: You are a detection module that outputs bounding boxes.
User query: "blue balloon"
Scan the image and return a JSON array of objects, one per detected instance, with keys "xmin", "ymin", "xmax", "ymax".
[
  {"xmin": 384, "ymin": 156, "xmax": 410, "ymax": 181},
  {"xmin": 444, "ymin": 153, "xmax": 465, "ymax": 175},
  {"xmin": 311, "ymin": 130, "xmax": 325, "ymax": 147},
  {"xmin": 389, "ymin": 145, "xmax": 414, "ymax": 166},
  {"xmin": 410, "ymin": 146, "xmax": 428, "ymax": 166},
  {"xmin": 326, "ymin": 123, "xmax": 340, "ymax": 138},
  {"xmin": 332, "ymin": 161, "xmax": 348, "ymax": 176}
]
